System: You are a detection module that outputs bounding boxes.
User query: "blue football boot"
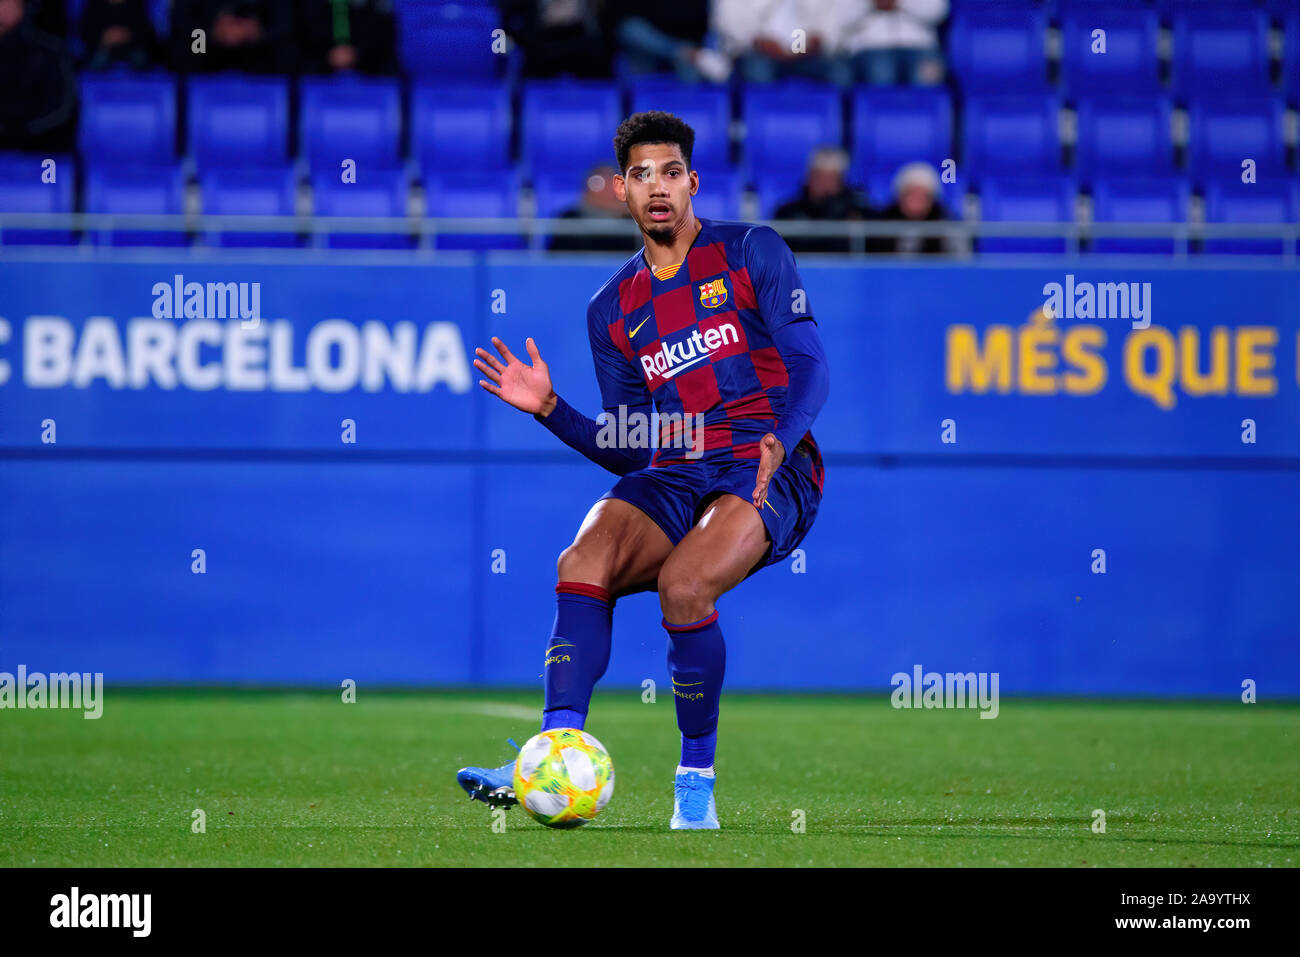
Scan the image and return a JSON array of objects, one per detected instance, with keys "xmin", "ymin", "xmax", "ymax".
[
  {"xmin": 670, "ymin": 767, "xmax": 719, "ymax": 830},
  {"xmin": 456, "ymin": 739, "xmax": 520, "ymax": 808}
]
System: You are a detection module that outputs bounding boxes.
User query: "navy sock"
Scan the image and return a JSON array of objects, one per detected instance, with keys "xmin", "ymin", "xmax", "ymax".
[
  {"xmin": 541, "ymin": 582, "xmax": 613, "ymax": 732},
  {"xmin": 664, "ymin": 611, "xmax": 726, "ymax": 769}
]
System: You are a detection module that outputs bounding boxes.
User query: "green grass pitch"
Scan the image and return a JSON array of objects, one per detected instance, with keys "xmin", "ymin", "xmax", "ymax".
[{"xmin": 1, "ymin": 690, "xmax": 1295, "ymax": 867}]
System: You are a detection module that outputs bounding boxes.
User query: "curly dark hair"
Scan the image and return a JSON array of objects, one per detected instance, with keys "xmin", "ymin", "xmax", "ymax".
[{"xmin": 613, "ymin": 111, "xmax": 696, "ymax": 174}]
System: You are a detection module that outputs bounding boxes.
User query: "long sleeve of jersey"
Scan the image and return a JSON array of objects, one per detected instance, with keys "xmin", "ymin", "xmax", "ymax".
[
  {"xmin": 770, "ymin": 318, "xmax": 830, "ymax": 457},
  {"xmin": 742, "ymin": 225, "xmax": 831, "ymax": 457},
  {"xmin": 534, "ymin": 394, "xmax": 654, "ymax": 476},
  {"xmin": 534, "ymin": 291, "xmax": 658, "ymax": 475}
]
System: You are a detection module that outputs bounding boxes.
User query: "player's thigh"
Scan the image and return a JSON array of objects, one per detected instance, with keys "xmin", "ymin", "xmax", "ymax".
[
  {"xmin": 657, "ymin": 493, "xmax": 769, "ymax": 606},
  {"xmin": 558, "ymin": 497, "xmax": 673, "ymax": 595}
]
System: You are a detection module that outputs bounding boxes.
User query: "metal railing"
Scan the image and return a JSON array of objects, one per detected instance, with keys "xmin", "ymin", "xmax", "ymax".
[{"xmin": 0, "ymin": 213, "xmax": 1296, "ymax": 260}]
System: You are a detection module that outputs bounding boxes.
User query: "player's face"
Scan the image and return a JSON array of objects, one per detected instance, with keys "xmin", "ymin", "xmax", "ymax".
[{"xmin": 614, "ymin": 143, "xmax": 698, "ymax": 242}]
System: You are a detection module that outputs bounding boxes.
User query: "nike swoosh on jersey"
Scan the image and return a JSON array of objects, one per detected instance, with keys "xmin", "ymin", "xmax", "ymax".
[{"xmin": 629, "ymin": 315, "xmax": 650, "ymax": 337}]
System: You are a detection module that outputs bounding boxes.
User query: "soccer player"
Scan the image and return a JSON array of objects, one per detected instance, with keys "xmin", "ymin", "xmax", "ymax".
[{"xmin": 457, "ymin": 112, "xmax": 829, "ymax": 829}]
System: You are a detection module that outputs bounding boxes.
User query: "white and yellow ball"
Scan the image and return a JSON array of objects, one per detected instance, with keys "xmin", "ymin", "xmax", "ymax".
[{"xmin": 513, "ymin": 728, "xmax": 614, "ymax": 828}]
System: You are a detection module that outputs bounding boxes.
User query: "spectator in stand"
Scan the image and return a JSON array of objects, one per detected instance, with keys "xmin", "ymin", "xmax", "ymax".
[
  {"xmin": 0, "ymin": 0, "xmax": 76, "ymax": 152},
  {"xmin": 499, "ymin": 0, "xmax": 609, "ymax": 79},
  {"xmin": 713, "ymin": 0, "xmax": 850, "ymax": 87},
  {"xmin": 171, "ymin": 0, "xmax": 295, "ymax": 73},
  {"xmin": 773, "ymin": 147, "xmax": 871, "ymax": 253},
  {"xmin": 866, "ymin": 161, "xmax": 950, "ymax": 254},
  {"xmin": 548, "ymin": 164, "xmax": 638, "ymax": 252},
  {"xmin": 29, "ymin": 0, "xmax": 66, "ymax": 37},
  {"xmin": 80, "ymin": 0, "xmax": 162, "ymax": 70},
  {"xmin": 300, "ymin": 0, "xmax": 397, "ymax": 75},
  {"xmin": 605, "ymin": 0, "xmax": 731, "ymax": 84},
  {"xmin": 835, "ymin": 0, "xmax": 947, "ymax": 86}
]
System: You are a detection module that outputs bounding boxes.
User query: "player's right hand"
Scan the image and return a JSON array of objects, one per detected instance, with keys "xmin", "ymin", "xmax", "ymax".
[{"xmin": 474, "ymin": 336, "xmax": 557, "ymax": 416}]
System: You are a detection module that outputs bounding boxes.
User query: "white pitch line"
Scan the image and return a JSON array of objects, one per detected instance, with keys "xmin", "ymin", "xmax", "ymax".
[{"xmin": 456, "ymin": 703, "xmax": 539, "ymax": 721}]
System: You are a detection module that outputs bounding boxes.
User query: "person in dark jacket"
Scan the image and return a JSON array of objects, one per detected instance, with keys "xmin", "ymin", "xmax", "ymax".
[
  {"xmin": 773, "ymin": 146, "xmax": 872, "ymax": 254},
  {"xmin": 498, "ymin": 0, "xmax": 610, "ymax": 79},
  {"xmin": 865, "ymin": 161, "xmax": 951, "ymax": 255},
  {"xmin": 299, "ymin": 0, "xmax": 397, "ymax": 74},
  {"xmin": 80, "ymin": 0, "xmax": 162, "ymax": 70},
  {"xmin": 29, "ymin": 0, "xmax": 67, "ymax": 37},
  {"xmin": 0, "ymin": 0, "xmax": 76, "ymax": 153},
  {"xmin": 171, "ymin": 0, "xmax": 294, "ymax": 73}
]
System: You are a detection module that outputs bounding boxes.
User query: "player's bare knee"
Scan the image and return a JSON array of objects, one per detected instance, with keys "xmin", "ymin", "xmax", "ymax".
[
  {"xmin": 556, "ymin": 541, "xmax": 614, "ymax": 587},
  {"xmin": 657, "ymin": 567, "xmax": 714, "ymax": 623}
]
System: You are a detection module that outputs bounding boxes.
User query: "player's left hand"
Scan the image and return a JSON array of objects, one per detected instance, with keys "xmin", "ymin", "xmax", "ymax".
[{"xmin": 752, "ymin": 433, "xmax": 785, "ymax": 509}]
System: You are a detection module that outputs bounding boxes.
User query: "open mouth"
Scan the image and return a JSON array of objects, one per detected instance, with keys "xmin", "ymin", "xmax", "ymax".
[{"xmin": 647, "ymin": 202, "xmax": 672, "ymax": 222}]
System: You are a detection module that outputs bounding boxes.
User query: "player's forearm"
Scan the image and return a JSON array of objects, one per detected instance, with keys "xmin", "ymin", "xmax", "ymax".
[
  {"xmin": 535, "ymin": 394, "xmax": 653, "ymax": 475},
  {"xmin": 771, "ymin": 320, "xmax": 830, "ymax": 457}
]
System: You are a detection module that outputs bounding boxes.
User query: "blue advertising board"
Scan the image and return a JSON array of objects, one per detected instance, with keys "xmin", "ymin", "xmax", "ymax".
[{"xmin": 0, "ymin": 253, "xmax": 1295, "ymax": 695}]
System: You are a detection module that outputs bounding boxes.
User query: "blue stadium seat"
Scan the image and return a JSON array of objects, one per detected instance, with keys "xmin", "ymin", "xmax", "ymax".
[
  {"xmin": 1154, "ymin": 0, "xmax": 1264, "ymax": 17},
  {"xmin": 531, "ymin": 169, "xmax": 587, "ymax": 220},
  {"xmin": 947, "ymin": 7, "xmax": 1050, "ymax": 94},
  {"xmin": 1060, "ymin": 7, "xmax": 1161, "ymax": 97},
  {"xmin": 396, "ymin": 1, "xmax": 502, "ymax": 80},
  {"xmin": 1267, "ymin": 0, "xmax": 1295, "ymax": 20},
  {"xmin": 1089, "ymin": 177, "xmax": 1191, "ymax": 255},
  {"xmin": 1172, "ymin": 10, "xmax": 1271, "ymax": 99},
  {"xmin": 691, "ymin": 166, "xmax": 743, "ymax": 221},
  {"xmin": 1075, "ymin": 96, "xmax": 1173, "ymax": 181},
  {"xmin": 849, "ymin": 88, "xmax": 952, "ymax": 191},
  {"xmin": 79, "ymin": 74, "xmax": 176, "ymax": 167},
  {"xmin": 425, "ymin": 169, "xmax": 519, "ymax": 216},
  {"xmin": 741, "ymin": 82, "xmax": 843, "ymax": 193},
  {"xmin": 187, "ymin": 76, "xmax": 290, "ymax": 171},
  {"xmin": 756, "ymin": 174, "xmax": 827, "ymax": 220},
  {"xmin": 299, "ymin": 76, "xmax": 402, "ymax": 172},
  {"xmin": 200, "ymin": 167, "xmax": 301, "ymax": 248},
  {"xmin": 0, "ymin": 153, "xmax": 76, "ymax": 246},
  {"xmin": 977, "ymin": 176, "xmax": 1077, "ymax": 255},
  {"xmin": 1188, "ymin": 98, "xmax": 1286, "ymax": 187},
  {"xmin": 311, "ymin": 168, "xmax": 414, "ymax": 249},
  {"xmin": 424, "ymin": 169, "xmax": 523, "ymax": 249},
  {"xmin": 85, "ymin": 163, "xmax": 187, "ymax": 247},
  {"xmin": 629, "ymin": 80, "xmax": 731, "ymax": 171},
  {"xmin": 1202, "ymin": 180, "xmax": 1298, "ymax": 256},
  {"xmin": 411, "ymin": 83, "xmax": 512, "ymax": 173},
  {"xmin": 521, "ymin": 80, "xmax": 622, "ymax": 180},
  {"xmin": 963, "ymin": 96, "xmax": 1063, "ymax": 181}
]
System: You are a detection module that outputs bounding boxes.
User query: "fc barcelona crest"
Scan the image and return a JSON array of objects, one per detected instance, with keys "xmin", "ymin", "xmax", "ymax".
[{"xmin": 698, "ymin": 278, "xmax": 728, "ymax": 309}]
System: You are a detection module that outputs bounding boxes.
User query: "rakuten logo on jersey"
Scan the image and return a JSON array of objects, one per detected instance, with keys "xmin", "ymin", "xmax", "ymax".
[{"xmin": 639, "ymin": 320, "xmax": 743, "ymax": 387}]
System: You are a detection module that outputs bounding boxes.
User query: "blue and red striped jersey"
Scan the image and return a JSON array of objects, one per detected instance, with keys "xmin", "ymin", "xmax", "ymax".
[{"xmin": 586, "ymin": 218, "xmax": 824, "ymax": 492}]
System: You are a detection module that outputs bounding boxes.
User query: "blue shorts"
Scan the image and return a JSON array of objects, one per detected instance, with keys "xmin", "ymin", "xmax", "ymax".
[{"xmin": 601, "ymin": 454, "xmax": 822, "ymax": 573}]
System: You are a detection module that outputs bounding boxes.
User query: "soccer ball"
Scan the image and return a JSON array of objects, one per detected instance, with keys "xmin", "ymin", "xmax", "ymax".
[{"xmin": 513, "ymin": 728, "xmax": 614, "ymax": 828}]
